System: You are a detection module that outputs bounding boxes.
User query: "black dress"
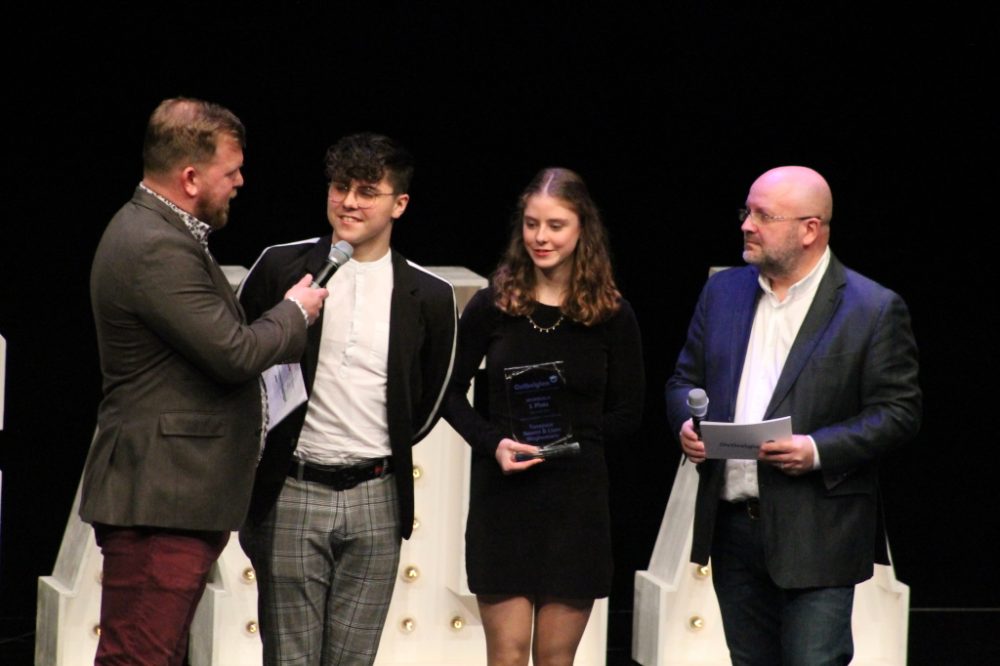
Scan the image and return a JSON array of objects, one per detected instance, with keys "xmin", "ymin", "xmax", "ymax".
[{"xmin": 442, "ymin": 287, "xmax": 644, "ymax": 598}]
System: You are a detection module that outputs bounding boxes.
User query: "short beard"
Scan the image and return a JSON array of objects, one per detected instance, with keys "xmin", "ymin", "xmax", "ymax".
[
  {"xmin": 743, "ymin": 245, "xmax": 796, "ymax": 280},
  {"xmin": 197, "ymin": 200, "xmax": 230, "ymax": 230}
]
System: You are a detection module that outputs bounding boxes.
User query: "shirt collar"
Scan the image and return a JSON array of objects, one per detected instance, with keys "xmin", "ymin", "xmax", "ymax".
[
  {"xmin": 758, "ymin": 246, "xmax": 831, "ymax": 303},
  {"xmin": 139, "ymin": 182, "xmax": 212, "ymax": 250},
  {"xmin": 350, "ymin": 248, "xmax": 393, "ymax": 272}
]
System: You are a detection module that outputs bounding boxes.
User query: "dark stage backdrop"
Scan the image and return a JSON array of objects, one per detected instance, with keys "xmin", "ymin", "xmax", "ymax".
[{"xmin": 2, "ymin": 3, "xmax": 996, "ymax": 662}]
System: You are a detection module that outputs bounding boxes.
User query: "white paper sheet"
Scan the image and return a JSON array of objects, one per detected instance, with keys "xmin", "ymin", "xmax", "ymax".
[
  {"xmin": 699, "ymin": 416, "xmax": 793, "ymax": 460},
  {"xmin": 262, "ymin": 363, "xmax": 308, "ymax": 432}
]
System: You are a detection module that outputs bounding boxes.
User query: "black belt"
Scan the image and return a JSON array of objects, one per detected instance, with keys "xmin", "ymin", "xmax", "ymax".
[
  {"xmin": 288, "ymin": 457, "xmax": 392, "ymax": 491},
  {"xmin": 721, "ymin": 497, "xmax": 761, "ymax": 520}
]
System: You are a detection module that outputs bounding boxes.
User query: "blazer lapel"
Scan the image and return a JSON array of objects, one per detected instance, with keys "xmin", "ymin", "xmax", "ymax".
[
  {"xmin": 724, "ymin": 268, "xmax": 763, "ymax": 418},
  {"xmin": 764, "ymin": 254, "xmax": 846, "ymax": 418},
  {"xmin": 386, "ymin": 252, "xmax": 421, "ymax": 425},
  {"xmin": 206, "ymin": 256, "xmax": 244, "ymax": 320},
  {"xmin": 302, "ymin": 237, "xmax": 334, "ymax": 392},
  {"xmin": 387, "ymin": 251, "xmax": 419, "ymax": 379},
  {"xmin": 133, "ymin": 187, "xmax": 245, "ymax": 321}
]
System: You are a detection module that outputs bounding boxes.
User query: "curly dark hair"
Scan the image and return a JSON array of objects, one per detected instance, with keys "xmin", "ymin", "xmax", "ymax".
[
  {"xmin": 493, "ymin": 167, "xmax": 621, "ymax": 326},
  {"xmin": 323, "ymin": 133, "xmax": 414, "ymax": 193},
  {"xmin": 142, "ymin": 97, "xmax": 246, "ymax": 175}
]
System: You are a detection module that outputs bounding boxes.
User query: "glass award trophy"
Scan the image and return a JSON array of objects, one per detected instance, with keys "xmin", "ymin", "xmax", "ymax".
[{"xmin": 503, "ymin": 361, "xmax": 581, "ymax": 461}]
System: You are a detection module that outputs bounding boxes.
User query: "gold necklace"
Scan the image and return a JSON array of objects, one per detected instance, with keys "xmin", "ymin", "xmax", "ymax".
[{"xmin": 526, "ymin": 313, "xmax": 565, "ymax": 334}]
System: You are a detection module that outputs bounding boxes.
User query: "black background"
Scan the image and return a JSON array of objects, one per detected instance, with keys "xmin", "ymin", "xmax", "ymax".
[{"xmin": 2, "ymin": 2, "xmax": 997, "ymax": 663}]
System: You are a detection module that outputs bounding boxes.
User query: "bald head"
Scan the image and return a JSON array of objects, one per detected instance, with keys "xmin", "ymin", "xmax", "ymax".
[
  {"xmin": 742, "ymin": 166, "xmax": 833, "ymax": 292},
  {"xmin": 750, "ymin": 166, "xmax": 833, "ymax": 225}
]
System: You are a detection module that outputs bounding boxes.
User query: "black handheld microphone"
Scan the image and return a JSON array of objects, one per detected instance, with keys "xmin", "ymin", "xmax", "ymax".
[
  {"xmin": 687, "ymin": 388, "xmax": 709, "ymax": 437},
  {"xmin": 311, "ymin": 240, "xmax": 353, "ymax": 288}
]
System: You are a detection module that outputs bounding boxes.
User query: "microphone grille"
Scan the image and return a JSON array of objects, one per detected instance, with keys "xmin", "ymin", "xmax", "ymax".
[
  {"xmin": 687, "ymin": 388, "xmax": 709, "ymax": 417},
  {"xmin": 330, "ymin": 240, "xmax": 353, "ymax": 263}
]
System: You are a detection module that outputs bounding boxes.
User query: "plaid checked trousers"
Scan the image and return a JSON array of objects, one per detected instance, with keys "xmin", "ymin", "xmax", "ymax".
[{"xmin": 240, "ymin": 473, "xmax": 401, "ymax": 665}]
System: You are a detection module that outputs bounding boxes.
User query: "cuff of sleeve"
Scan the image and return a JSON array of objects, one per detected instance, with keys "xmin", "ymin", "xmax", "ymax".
[
  {"xmin": 285, "ymin": 296, "xmax": 310, "ymax": 325},
  {"xmin": 809, "ymin": 435, "xmax": 821, "ymax": 470}
]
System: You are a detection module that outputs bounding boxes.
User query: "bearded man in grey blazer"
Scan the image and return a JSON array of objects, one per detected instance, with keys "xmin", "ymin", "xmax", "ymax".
[
  {"xmin": 80, "ymin": 97, "xmax": 327, "ymax": 666},
  {"xmin": 666, "ymin": 166, "xmax": 921, "ymax": 666}
]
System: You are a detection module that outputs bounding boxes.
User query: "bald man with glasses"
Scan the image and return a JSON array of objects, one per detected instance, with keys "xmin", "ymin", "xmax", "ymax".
[{"xmin": 666, "ymin": 166, "xmax": 921, "ymax": 666}]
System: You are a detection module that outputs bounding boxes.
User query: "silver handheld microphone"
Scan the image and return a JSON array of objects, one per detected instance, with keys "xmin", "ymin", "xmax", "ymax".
[
  {"xmin": 311, "ymin": 240, "xmax": 353, "ymax": 288},
  {"xmin": 687, "ymin": 388, "xmax": 709, "ymax": 436}
]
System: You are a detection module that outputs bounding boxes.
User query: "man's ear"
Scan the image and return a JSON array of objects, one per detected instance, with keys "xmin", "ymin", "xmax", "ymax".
[
  {"xmin": 391, "ymin": 193, "xmax": 410, "ymax": 220},
  {"xmin": 180, "ymin": 165, "xmax": 199, "ymax": 198},
  {"xmin": 800, "ymin": 216, "xmax": 822, "ymax": 248}
]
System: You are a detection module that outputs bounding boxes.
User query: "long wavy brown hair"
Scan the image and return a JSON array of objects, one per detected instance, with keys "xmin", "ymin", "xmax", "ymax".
[{"xmin": 493, "ymin": 167, "xmax": 621, "ymax": 326}]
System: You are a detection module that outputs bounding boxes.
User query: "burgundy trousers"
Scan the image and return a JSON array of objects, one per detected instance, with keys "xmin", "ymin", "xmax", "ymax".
[{"xmin": 93, "ymin": 524, "xmax": 229, "ymax": 666}]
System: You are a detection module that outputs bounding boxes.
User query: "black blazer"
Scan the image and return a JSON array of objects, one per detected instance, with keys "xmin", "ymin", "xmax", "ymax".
[
  {"xmin": 666, "ymin": 253, "xmax": 921, "ymax": 588},
  {"xmin": 238, "ymin": 236, "xmax": 457, "ymax": 538}
]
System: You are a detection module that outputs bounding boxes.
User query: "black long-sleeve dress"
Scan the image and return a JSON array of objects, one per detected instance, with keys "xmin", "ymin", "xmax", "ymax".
[{"xmin": 442, "ymin": 287, "xmax": 644, "ymax": 598}]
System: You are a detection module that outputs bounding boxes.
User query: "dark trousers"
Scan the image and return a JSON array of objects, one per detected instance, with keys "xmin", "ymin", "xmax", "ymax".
[
  {"xmin": 710, "ymin": 501, "xmax": 855, "ymax": 666},
  {"xmin": 94, "ymin": 524, "xmax": 229, "ymax": 666}
]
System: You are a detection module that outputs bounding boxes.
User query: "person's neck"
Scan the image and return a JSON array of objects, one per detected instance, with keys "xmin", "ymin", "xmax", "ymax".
[
  {"xmin": 141, "ymin": 177, "xmax": 196, "ymax": 217},
  {"xmin": 764, "ymin": 250, "xmax": 823, "ymax": 301},
  {"xmin": 343, "ymin": 238, "xmax": 390, "ymax": 263},
  {"xmin": 533, "ymin": 267, "xmax": 570, "ymax": 306}
]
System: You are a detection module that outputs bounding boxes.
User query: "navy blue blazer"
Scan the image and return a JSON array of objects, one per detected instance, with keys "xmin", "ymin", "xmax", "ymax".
[
  {"xmin": 666, "ymin": 253, "xmax": 921, "ymax": 588},
  {"xmin": 238, "ymin": 236, "xmax": 457, "ymax": 539}
]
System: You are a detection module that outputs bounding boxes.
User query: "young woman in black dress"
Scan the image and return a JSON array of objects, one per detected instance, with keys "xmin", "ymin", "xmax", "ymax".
[{"xmin": 443, "ymin": 167, "xmax": 644, "ymax": 666}]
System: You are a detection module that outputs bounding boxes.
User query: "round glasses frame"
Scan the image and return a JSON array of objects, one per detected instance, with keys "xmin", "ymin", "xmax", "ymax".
[{"xmin": 328, "ymin": 183, "xmax": 398, "ymax": 209}]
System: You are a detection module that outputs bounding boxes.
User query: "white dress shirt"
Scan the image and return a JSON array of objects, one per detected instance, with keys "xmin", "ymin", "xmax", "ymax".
[
  {"xmin": 722, "ymin": 247, "xmax": 831, "ymax": 501},
  {"xmin": 296, "ymin": 251, "xmax": 394, "ymax": 465}
]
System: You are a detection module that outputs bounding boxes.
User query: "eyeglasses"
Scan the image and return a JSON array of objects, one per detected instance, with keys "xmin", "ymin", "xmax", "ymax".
[
  {"xmin": 738, "ymin": 207, "xmax": 818, "ymax": 225},
  {"xmin": 328, "ymin": 182, "xmax": 397, "ymax": 209}
]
